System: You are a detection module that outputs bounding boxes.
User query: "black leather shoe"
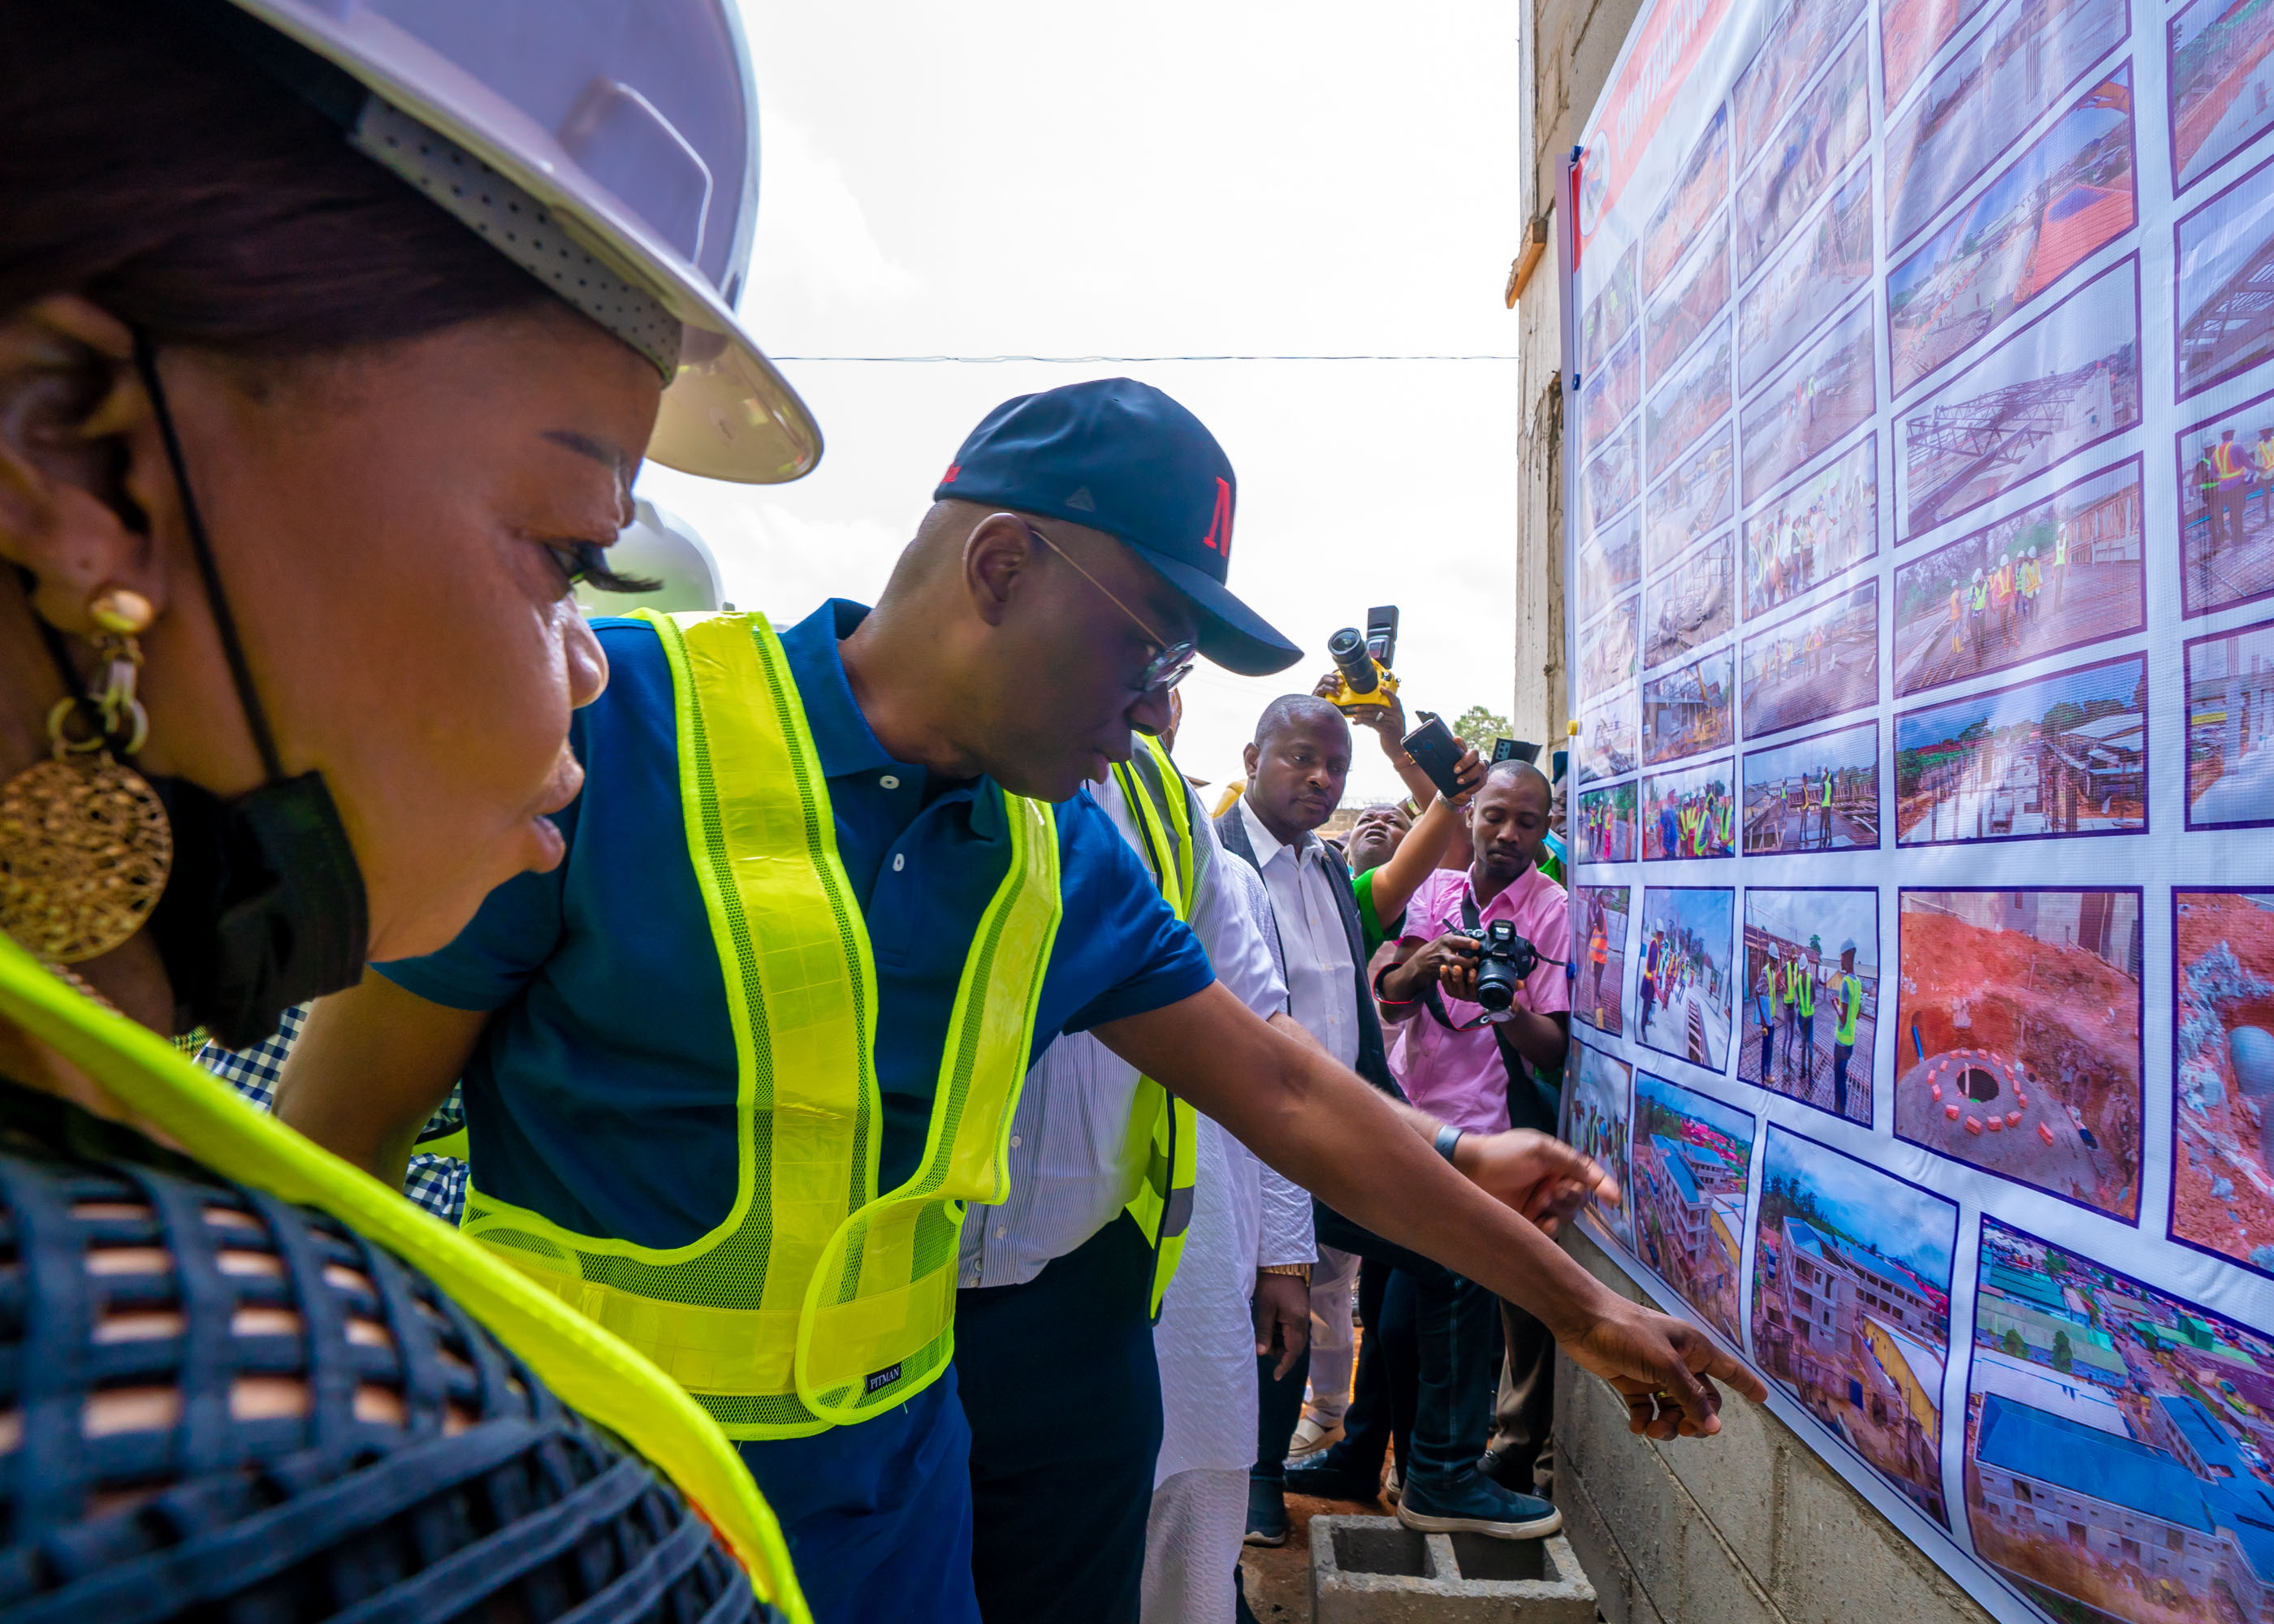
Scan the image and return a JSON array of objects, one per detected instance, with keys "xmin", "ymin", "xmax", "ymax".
[
  {"xmin": 1285, "ymin": 1458, "xmax": 1385, "ymax": 1504},
  {"xmin": 1243, "ymin": 1477, "xmax": 1289, "ymax": 1547}
]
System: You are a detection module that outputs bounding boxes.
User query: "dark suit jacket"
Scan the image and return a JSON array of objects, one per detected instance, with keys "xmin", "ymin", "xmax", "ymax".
[{"xmin": 1213, "ymin": 798, "xmax": 1445, "ymax": 1276}]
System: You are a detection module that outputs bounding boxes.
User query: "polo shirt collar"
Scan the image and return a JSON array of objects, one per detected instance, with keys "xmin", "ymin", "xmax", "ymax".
[
  {"xmin": 775, "ymin": 598, "xmax": 897, "ymax": 780},
  {"xmin": 773, "ymin": 598, "xmax": 1001, "ymax": 837}
]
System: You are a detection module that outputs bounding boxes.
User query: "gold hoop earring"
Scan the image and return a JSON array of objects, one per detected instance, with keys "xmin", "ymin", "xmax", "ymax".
[{"xmin": 0, "ymin": 590, "xmax": 172, "ymax": 965}]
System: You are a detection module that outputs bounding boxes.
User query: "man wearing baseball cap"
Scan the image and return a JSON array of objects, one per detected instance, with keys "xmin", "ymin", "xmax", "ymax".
[{"xmin": 280, "ymin": 378, "xmax": 1762, "ymax": 1624}]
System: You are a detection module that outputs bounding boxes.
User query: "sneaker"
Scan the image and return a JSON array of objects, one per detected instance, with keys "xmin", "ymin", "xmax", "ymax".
[
  {"xmin": 1243, "ymin": 1478, "xmax": 1289, "ymax": 1547},
  {"xmin": 1284, "ymin": 1458, "xmax": 1382, "ymax": 1504},
  {"xmin": 1383, "ymin": 1458, "xmax": 1400, "ymax": 1507},
  {"xmin": 1288, "ymin": 1413, "xmax": 1345, "ymax": 1461},
  {"xmin": 1476, "ymin": 1445, "xmax": 1537, "ymax": 1495},
  {"xmin": 1394, "ymin": 1469, "xmax": 1562, "ymax": 1539}
]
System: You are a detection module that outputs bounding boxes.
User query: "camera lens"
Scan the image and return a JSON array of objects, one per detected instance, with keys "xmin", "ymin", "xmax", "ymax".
[{"xmin": 1328, "ymin": 628, "xmax": 1379, "ymax": 695}]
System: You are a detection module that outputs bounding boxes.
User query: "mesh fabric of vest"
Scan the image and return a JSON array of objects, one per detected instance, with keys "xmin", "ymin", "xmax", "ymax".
[{"xmin": 0, "ymin": 1084, "xmax": 779, "ymax": 1624}]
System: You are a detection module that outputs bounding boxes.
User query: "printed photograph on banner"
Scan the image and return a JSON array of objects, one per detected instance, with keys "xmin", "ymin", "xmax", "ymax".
[
  {"xmin": 1742, "ymin": 302, "xmax": 1877, "ymax": 503},
  {"xmin": 1581, "ymin": 241, "xmax": 1640, "ymax": 377},
  {"xmin": 1744, "ymin": 720, "xmax": 1882, "ymax": 854},
  {"xmin": 1895, "ymin": 654, "xmax": 2148, "ymax": 846},
  {"xmin": 2170, "ymin": 0, "xmax": 2274, "ymax": 194},
  {"xmin": 1887, "ymin": 67, "xmax": 2138, "ymax": 397},
  {"xmin": 1642, "ymin": 758, "xmax": 1737, "ymax": 862},
  {"xmin": 2172, "ymin": 890, "xmax": 2274, "ymax": 1278},
  {"xmin": 1645, "ymin": 532, "xmax": 1736, "ymax": 670},
  {"xmin": 1577, "ymin": 686, "xmax": 1640, "ymax": 784},
  {"xmin": 1893, "ymin": 456, "xmax": 2146, "ymax": 698},
  {"xmin": 1740, "ymin": 161, "xmax": 1874, "ymax": 395},
  {"xmin": 1649, "ymin": 428, "xmax": 1738, "ymax": 575},
  {"xmin": 1900, "ymin": 256, "xmax": 2142, "ymax": 538},
  {"xmin": 1648, "ymin": 222, "xmax": 1730, "ymax": 387},
  {"xmin": 1631, "ymin": 1070, "xmax": 1753, "ymax": 1343},
  {"xmin": 1574, "ymin": 885, "xmax": 1633, "ymax": 1038},
  {"xmin": 1579, "ymin": 501, "xmax": 1643, "ymax": 624},
  {"xmin": 1753, "ymin": 1129, "xmax": 1957, "ymax": 1524},
  {"xmin": 1739, "ymin": 888, "xmax": 1878, "ymax": 1124},
  {"xmin": 2177, "ymin": 387, "xmax": 2274, "ymax": 617},
  {"xmin": 1579, "ymin": 593, "xmax": 1641, "ymax": 698},
  {"xmin": 1734, "ymin": 0, "xmax": 1869, "ymax": 158},
  {"xmin": 1645, "ymin": 105, "xmax": 1730, "ymax": 295},
  {"xmin": 1637, "ymin": 887, "xmax": 1737, "ymax": 1072},
  {"xmin": 1962, "ymin": 1219, "xmax": 2274, "ymax": 1624},
  {"xmin": 1895, "ymin": 888, "xmax": 2144, "ymax": 1220},
  {"xmin": 1737, "ymin": 34, "xmax": 1871, "ymax": 283},
  {"xmin": 1643, "ymin": 648, "xmax": 1736, "ymax": 766},
  {"xmin": 1648, "ymin": 318, "xmax": 1735, "ymax": 484},
  {"xmin": 1741, "ymin": 580, "xmax": 1879, "ymax": 738},
  {"xmin": 2185, "ymin": 617, "xmax": 2274, "ymax": 829},
  {"xmin": 1582, "ymin": 328, "xmax": 1642, "ymax": 451},
  {"xmin": 1881, "ymin": 0, "xmax": 1995, "ymax": 108},
  {"xmin": 1562, "ymin": 1039, "xmax": 1636, "ymax": 1249},
  {"xmin": 2176, "ymin": 153, "xmax": 2274, "ymax": 399},
  {"xmin": 1743, "ymin": 432, "xmax": 1878, "ymax": 619},
  {"xmin": 1582, "ymin": 420, "xmax": 1641, "ymax": 552},
  {"xmin": 1884, "ymin": 0, "xmax": 2131, "ymax": 251},
  {"xmin": 1578, "ymin": 780, "xmax": 1639, "ymax": 865}
]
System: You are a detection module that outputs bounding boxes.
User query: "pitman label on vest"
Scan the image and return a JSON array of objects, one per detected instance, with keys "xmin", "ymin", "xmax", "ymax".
[{"xmin": 865, "ymin": 1363, "xmax": 903, "ymax": 1395}]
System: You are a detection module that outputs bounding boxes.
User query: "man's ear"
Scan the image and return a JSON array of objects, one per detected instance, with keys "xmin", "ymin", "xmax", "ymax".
[
  {"xmin": 0, "ymin": 296, "xmax": 175, "ymax": 637},
  {"xmin": 962, "ymin": 511, "xmax": 1040, "ymax": 629},
  {"xmin": 1242, "ymin": 741, "xmax": 1259, "ymax": 779}
]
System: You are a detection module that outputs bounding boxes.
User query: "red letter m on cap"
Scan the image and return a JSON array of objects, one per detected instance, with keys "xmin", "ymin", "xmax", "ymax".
[{"xmin": 1200, "ymin": 477, "xmax": 1234, "ymax": 556}]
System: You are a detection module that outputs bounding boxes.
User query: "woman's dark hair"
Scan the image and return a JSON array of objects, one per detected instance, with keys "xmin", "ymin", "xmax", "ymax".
[{"xmin": 0, "ymin": 0, "xmax": 551, "ymax": 355}]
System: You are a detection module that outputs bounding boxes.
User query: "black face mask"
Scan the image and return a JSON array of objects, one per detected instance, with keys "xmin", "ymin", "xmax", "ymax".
[
  {"xmin": 144, "ymin": 773, "xmax": 368, "ymax": 1050},
  {"xmin": 129, "ymin": 336, "xmax": 371, "ymax": 1048}
]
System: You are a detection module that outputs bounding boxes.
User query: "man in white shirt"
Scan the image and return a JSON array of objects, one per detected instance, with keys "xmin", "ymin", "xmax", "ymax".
[
  {"xmin": 1142, "ymin": 846, "xmax": 1316, "ymax": 1624},
  {"xmin": 959, "ymin": 727, "xmax": 1299, "ymax": 1621}
]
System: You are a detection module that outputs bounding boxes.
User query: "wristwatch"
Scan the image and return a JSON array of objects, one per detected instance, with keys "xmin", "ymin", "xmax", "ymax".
[
  {"xmin": 1258, "ymin": 1263, "xmax": 1311, "ymax": 1282},
  {"xmin": 1433, "ymin": 1121, "xmax": 1465, "ymax": 1164}
]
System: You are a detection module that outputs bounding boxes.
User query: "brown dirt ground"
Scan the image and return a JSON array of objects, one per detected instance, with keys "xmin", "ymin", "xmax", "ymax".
[{"xmin": 1898, "ymin": 911, "xmax": 2140, "ymax": 1209}]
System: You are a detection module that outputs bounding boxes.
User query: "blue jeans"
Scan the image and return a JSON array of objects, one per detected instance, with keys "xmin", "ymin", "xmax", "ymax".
[{"xmin": 736, "ymin": 1373, "xmax": 979, "ymax": 1624}]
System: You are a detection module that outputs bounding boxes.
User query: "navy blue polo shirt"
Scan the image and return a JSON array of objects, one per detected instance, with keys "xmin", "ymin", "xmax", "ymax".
[{"xmin": 376, "ymin": 600, "xmax": 1213, "ymax": 1244}]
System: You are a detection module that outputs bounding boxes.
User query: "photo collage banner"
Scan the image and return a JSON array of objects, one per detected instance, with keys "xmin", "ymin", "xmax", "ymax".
[{"xmin": 1559, "ymin": 0, "xmax": 2274, "ymax": 1618}]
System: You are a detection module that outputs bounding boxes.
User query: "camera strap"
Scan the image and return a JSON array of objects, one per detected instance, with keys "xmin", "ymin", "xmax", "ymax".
[{"xmin": 1422, "ymin": 892, "xmax": 1500, "ymax": 1033}]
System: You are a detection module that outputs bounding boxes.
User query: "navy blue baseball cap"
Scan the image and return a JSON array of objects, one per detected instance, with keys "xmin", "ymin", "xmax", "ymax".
[{"xmin": 933, "ymin": 378, "xmax": 1302, "ymax": 676}]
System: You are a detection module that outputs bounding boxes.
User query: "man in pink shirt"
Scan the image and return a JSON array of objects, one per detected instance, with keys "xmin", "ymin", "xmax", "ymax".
[{"xmin": 1376, "ymin": 760, "xmax": 1571, "ymax": 1503}]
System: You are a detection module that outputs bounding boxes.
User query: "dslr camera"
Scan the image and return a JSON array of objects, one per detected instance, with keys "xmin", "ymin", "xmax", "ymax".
[
  {"xmin": 1325, "ymin": 606, "xmax": 1400, "ymax": 713},
  {"xmin": 1472, "ymin": 919, "xmax": 1541, "ymax": 1014}
]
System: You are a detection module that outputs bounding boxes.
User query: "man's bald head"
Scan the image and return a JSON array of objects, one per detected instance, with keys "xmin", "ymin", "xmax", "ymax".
[
  {"xmin": 1485, "ymin": 758, "xmax": 1553, "ymax": 805},
  {"xmin": 1255, "ymin": 693, "xmax": 1348, "ymax": 750}
]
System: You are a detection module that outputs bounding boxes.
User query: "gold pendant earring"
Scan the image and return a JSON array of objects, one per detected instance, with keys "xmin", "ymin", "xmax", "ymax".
[{"xmin": 0, "ymin": 589, "xmax": 173, "ymax": 965}]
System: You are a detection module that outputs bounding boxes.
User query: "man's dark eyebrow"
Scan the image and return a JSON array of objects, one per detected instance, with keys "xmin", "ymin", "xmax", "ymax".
[{"xmin": 543, "ymin": 428, "xmax": 629, "ymax": 472}]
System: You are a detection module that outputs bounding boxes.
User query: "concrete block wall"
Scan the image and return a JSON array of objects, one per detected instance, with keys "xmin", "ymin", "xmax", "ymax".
[{"xmin": 1554, "ymin": 1227, "xmax": 1995, "ymax": 1624}]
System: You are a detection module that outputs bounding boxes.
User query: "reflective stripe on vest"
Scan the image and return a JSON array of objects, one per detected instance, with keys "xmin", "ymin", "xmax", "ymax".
[
  {"xmin": 459, "ymin": 611, "xmax": 1061, "ymax": 1440},
  {"xmin": 1111, "ymin": 734, "xmax": 1201, "ymax": 1320},
  {"xmin": 0, "ymin": 934, "xmax": 808, "ymax": 1619}
]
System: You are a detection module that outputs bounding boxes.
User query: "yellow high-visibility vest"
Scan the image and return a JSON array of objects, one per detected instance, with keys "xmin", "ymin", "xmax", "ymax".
[
  {"xmin": 0, "ymin": 931, "xmax": 806, "ymax": 1619},
  {"xmin": 1110, "ymin": 734, "xmax": 1202, "ymax": 1320},
  {"xmin": 460, "ymin": 611, "xmax": 1062, "ymax": 1440}
]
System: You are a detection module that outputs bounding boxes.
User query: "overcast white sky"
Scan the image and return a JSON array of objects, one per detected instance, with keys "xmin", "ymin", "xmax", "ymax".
[{"xmin": 637, "ymin": 0, "xmax": 1524, "ymax": 804}]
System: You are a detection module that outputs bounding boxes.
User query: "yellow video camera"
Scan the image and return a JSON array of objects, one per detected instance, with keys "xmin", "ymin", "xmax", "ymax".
[{"xmin": 1326, "ymin": 607, "xmax": 1400, "ymax": 713}]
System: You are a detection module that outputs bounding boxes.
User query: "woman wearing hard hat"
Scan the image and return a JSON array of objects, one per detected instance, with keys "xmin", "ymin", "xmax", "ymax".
[{"xmin": 0, "ymin": 1, "xmax": 817, "ymax": 1617}]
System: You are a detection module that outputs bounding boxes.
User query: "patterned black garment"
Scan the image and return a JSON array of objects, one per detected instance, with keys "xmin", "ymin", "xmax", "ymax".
[{"xmin": 0, "ymin": 1078, "xmax": 776, "ymax": 1623}]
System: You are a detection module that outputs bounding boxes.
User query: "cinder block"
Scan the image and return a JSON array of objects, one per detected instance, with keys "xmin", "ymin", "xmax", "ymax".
[
  {"xmin": 1308, "ymin": 1515, "xmax": 1597, "ymax": 1624},
  {"xmin": 1769, "ymin": 1448, "xmax": 1993, "ymax": 1624},
  {"xmin": 1553, "ymin": 1449, "xmax": 1667, "ymax": 1624}
]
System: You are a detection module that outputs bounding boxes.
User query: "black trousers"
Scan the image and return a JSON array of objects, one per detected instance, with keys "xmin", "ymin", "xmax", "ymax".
[{"xmin": 957, "ymin": 1216, "xmax": 1161, "ymax": 1624}]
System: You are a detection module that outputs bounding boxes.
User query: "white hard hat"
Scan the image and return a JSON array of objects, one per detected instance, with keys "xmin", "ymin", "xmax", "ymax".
[
  {"xmin": 221, "ymin": 0, "xmax": 819, "ymax": 485},
  {"xmin": 575, "ymin": 499, "xmax": 724, "ymax": 615}
]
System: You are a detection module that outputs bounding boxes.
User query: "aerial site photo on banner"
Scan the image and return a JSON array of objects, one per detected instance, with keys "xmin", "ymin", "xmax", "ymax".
[{"xmin": 1561, "ymin": 0, "xmax": 2274, "ymax": 1618}]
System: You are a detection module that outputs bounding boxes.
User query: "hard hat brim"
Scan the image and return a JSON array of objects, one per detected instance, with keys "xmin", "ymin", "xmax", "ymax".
[{"xmin": 235, "ymin": 0, "xmax": 822, "ymax": 485}]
